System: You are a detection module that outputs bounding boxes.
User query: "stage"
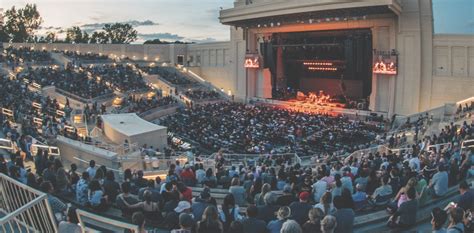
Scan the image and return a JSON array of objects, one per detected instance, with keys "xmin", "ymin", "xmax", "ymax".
[{"xmin": 250, "ymin": 97, "xmax": 388, "ymax": 119}]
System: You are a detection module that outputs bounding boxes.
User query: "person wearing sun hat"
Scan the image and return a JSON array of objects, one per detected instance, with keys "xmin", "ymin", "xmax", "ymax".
[
  {"xmin": 163, "ymin": 200, "xmax": 193, "ymax": 230},
  {"xmin": 289, "ymin": 191, "xmax": 313, "ymax": 225},
  {"xmin": 267, "ymin": 206, "xmax": 291, "ymax": 233}
]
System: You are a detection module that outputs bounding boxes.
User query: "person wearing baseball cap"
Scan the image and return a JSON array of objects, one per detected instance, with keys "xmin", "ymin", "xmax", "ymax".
[
  {"xmin": 163, "ymin": 201, "xmax": 192, "ymax": 230},
  {"xmin": 289, "ymin": 191, "xmax": 313, "ymax": 225}
]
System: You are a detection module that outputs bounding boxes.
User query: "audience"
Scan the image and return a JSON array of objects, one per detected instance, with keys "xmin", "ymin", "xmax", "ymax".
[{"xmin": 162, "ymin": 102, "xmax": 382, "ymax": 155}]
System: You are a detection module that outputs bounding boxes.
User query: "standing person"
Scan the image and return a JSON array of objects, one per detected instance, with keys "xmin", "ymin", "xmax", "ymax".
[
  {"xmin": 196, "ymin": 205, "xmax": 223, "ymax": 233},
  {"xmin": 86, "ymin": 160, "xmax": 97, "ymax": 179},
  {"xmin": 68, "ymin": 164, "xmax": 80, "ymax": 190},
  {"xmin": 267, "ymin": 206, "xmax": 291, "ymax": 233}
]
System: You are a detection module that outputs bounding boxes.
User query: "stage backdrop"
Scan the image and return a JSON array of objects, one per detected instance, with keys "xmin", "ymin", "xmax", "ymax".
[{"xmin": 299, "ymin": 78, "xmax": 363, "ymax": 98}]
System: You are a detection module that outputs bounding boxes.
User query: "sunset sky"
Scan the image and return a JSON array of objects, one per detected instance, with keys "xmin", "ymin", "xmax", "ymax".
[{"xmin": 1, "ymin": 0, "xmax": 472, "ymax": 43}]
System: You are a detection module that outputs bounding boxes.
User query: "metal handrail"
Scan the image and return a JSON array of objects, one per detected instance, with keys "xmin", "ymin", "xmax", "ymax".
[
  {"xmin": 0, "ymin": 173, "xmax": 58, "ymax": 232},
  {"xmin": 76, "ymin": 209, "xmax": 139, "ymax": 232}
]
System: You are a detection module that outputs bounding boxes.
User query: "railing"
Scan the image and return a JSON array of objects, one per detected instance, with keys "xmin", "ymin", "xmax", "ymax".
[
  {"xmin": 55, "ymin": 87, "xmax": 116, "ymax": 104},
  {"xmin": 0, "ymin": 173, "xmax": 58, "ymax": 233},
  {"xmin": 76, "ymin": 209, "xmax": 139, "ymax": 233},
  {"xmin": 138, "ymin": 102, "xmax": 180, "ymax": 117},
  {"xmin": 202, "ymin": 153, "xmax": 300, "ymax": 167}
]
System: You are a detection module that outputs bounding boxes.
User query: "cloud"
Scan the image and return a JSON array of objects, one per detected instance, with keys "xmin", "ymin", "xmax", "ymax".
[
  {"xmin": 138, "ymin": 33, "xmax": 185, "ymax": 41},
  {"xmin": 81, "ymin": 20, "xmax": 159, "ymax": 30},
  {"xmin": 189, "ymin": 37, "xmax": 218, "ymax": 43}
]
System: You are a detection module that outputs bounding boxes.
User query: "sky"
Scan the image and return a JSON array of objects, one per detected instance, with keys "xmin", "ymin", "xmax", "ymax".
[{"xmin": 1, "ymin": 0, "xmax": 473, "ymax": 43}]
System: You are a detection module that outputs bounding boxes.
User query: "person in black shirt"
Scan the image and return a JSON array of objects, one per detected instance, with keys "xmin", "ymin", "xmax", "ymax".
[
  {"xmin": 242, "ymin": 205, "xmax": 267, "ymax": 233},
  {"xmin": 277, "ymin": 185, "xmax": 295, "ymax": 206},
  {"xmin": 458, "ymin": 181, "xmax": 474, "ymax": 212},
  {"xmin": 289, "ymin": 191, "xmax": 313, "ymax": 225},
  {"xmin": 102, "ymin": 170, "xmax": 120, "ymax": 204},
  {"xmin": 0, "ymin": 155, "xmax": 7, "ymax": 175}
]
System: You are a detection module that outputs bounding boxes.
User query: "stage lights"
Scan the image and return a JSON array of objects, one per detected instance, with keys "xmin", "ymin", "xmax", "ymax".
[
  {"xmin": 308, "ymin": 67, "xmax": 337, "ymax": 71},
  {"xmin": 303, "ymin": 62, "xmax": 333, "ymax": 66}
]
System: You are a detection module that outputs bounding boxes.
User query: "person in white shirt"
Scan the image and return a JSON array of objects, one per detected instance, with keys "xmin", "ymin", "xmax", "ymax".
[
  {"xmin": 313, "ymin": 175, "xmax": 328, "ymax": 203},
  {"xmin": 86, "ymin": 160, "xmax": 97, "ymax": 178},
  {"xmin": 409, "ymin": 154, "xmax": 420, "ymax": 172}
]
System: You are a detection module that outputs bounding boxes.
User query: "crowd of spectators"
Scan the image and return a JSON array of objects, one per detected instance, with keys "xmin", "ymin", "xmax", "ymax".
[
  {"xmin": 141, "ymin": 66, "xmax": 197, "ymax": 86},
  {"xmin": 183, "ymin": 89, "xmax": 221, "ymax": 101},
  {"xmin": 1, "ymin": 114, "xmax": 473, "ymax": 232},
  {"xmin": 1, "ymin": 47, "xmax": 52, "ymax": 65},
  {"xmin": 83, "ymin": 64, "xmax": 149, "ymax": 93},
  {"xmin": 62, "ymin": 51, "xmax": 110, "ymax": 61},
  {"xmin": 18, "ymin": 65, "xmax": 113, "ymax": 99},
  {"xmin": 0, "ymin": 74, "xmax": 80, "ymax": 142},
  {"xmin": 118, "ymin": 94, "xmax": 177, "ymax": 114},
  {"xmin": 161, "ymin": 102, "xmax": 383, "ymax": 155}
]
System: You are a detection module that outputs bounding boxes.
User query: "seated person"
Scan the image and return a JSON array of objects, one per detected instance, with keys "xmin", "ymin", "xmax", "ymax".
[
  {"xmin": 387, "ymin": 187, "xmax": 418, "ymax": 229},
  {"xmin": 458, "ymin": 180, "xmax": 474, "ymax": 212},
  {"xmin": 116, "ymin": 182, "xmax": 139, "ymax": 218},
  {"xmin": 368, "ymin": 176, "xmax": 393, "ymax": 206}
]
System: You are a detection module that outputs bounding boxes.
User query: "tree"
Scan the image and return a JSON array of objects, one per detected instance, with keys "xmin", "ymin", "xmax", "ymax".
[
  {"xmin": 45, "ymin": 31, "xmax": 56, "ymax": 43},
  {"xmin": 90, "ymin": 31, "xmax": 108, "ymax": 44},
  {"xmin": 65, "ymin": 26, "xmax": 89, "ymax": 43},
  {"xmin": 103, "ymin": 23, "xmax": 137, "ymax": 44},
  {"xmin": 3, "ymin": 4, "xmax": 42, "ymax": 42}
]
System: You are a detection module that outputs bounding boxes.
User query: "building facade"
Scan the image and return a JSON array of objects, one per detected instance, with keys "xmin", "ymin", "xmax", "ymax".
[{"xmin": 4, "ymin": 0, "xmax": 473, "ymax": 116}]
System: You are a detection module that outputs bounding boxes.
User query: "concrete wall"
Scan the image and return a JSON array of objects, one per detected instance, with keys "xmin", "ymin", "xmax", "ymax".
[
  {"xmin": 430, "ymin": 34, "xmax": 474, "ymax": 107},
  {"xmin": 187, "ymin": 42, "xmax": 234, "ymax": 94},
  {"xmin": 2, "ymin": 42, "xmax": 184, "ymax": 64},
  {"xmin": 55, "ymin": 136, "xmax": 120, "ymax": 173}
]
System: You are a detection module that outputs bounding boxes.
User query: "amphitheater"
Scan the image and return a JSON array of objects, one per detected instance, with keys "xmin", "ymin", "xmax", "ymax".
[{"xmin": 1, "ymin": 0, "xmax": 474, "ymax": 233}]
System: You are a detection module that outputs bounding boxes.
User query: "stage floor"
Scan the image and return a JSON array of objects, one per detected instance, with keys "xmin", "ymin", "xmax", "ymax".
[{"xmin": 251, "ymin": 97, "xmax": 388, "ymax": 118}]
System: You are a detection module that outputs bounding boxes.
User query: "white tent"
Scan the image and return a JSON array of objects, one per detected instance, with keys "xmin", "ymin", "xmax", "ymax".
[{"xmin": 101, "ymin": 113, "xmax": 167, "ymax": 151}]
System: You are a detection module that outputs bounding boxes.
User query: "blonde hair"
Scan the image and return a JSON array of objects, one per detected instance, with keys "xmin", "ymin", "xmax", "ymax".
[
  {"xmin": 280, "ymin": 220, "xmax": 302, "ymax": 233},
  {"xmin": 321, "ymin": 215, "xmax": 337, "ymax": 233}
]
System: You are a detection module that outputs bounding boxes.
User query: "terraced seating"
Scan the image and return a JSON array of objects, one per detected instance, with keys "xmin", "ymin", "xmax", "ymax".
[{"xmin": 354, "ymin": 180, "xmax": 473, "ymax": 232}]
